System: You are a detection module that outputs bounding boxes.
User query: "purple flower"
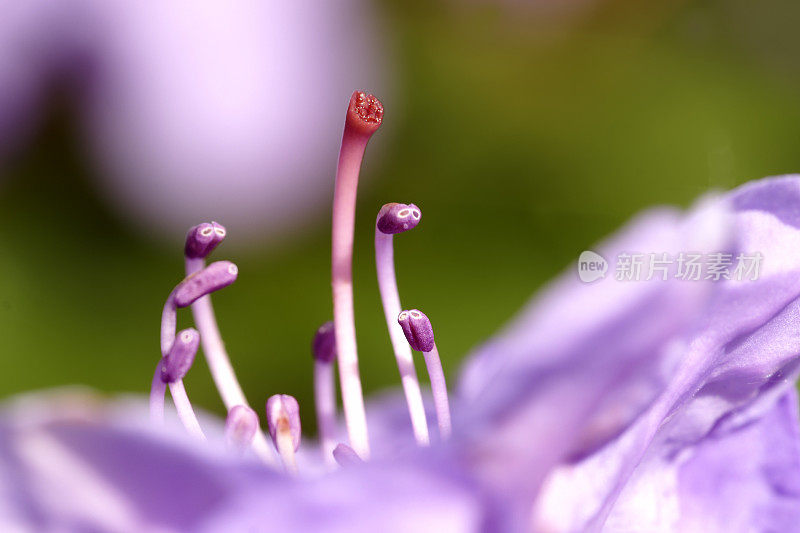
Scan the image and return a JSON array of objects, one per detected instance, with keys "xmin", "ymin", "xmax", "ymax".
[{"xmin": 0, "ymin": 93, "xmax": 799, "ymax": 532}]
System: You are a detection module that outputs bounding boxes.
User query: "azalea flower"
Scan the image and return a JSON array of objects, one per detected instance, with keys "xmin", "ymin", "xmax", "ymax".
[
  {"xmin": 1, "ymin": 92, "xmax": 799, "ymax": 533},
  {"xmin": 0, "ymin": 0, "xmax": 387, "ymax": 240}
]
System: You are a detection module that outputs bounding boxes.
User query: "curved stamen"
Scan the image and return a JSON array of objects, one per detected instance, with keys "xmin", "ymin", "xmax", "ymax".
[
  {"xmin": 173, "ymin": 261, "xmax": 239, "ymax": 308},
  {"xmin": 331, "ymin": 91, "xmax": 384, "ymax": 459},
  {"xmin": 267, "ymin": 394, "xmax": 302, "ymax": 475},
  {"xmin": 312, "ymin": 322, "xmax": 338, "ymax": 468},
  {"xmin": 160, "ymin": 328, "xmax": 205, "ymax": 440},
  {"xmin": 398, "ymin": 310, "xmax": 452, "ymax": 440},
  {"xmin": 375, "ymin": 203, "xmax": 429, "ymax": 446},
  {"xmin": 183, "ymin": 226, "xmax": 276, "ymax": 465},
  {"xmin": 161, "ymin": 328, "xmax": 200, "ymax": 382},
  {"xmin": 225, "ymin": 405, "xmax": 259, "ymax": 454},
  {"xmin": 160, "ymin": 260, "xmax": 238, "ymax": 357},
  {"xmin": 169, "ymin": 380, "xmax": 206, "ymax": 441},
  {"xmin": 332, "ymin": 443, "xmax": 363, "ymax": 467}
]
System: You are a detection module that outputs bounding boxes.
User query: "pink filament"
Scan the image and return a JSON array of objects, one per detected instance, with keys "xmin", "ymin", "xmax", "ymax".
[{"xmin": 331, "ymin": 121, "xmax": 373, "ymax": 458}]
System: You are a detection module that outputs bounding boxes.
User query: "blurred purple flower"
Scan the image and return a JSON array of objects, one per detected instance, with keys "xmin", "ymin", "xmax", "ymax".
[
  {"xmin": 2, "ymin": 177, "xmax": 800, "ymax": 531},
  {"xmin": 0, "ymin": 0, "xmax": 389, "ymax": 241}
]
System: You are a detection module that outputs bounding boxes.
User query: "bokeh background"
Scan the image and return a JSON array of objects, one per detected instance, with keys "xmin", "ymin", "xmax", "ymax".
[{"xmin": 1, "ymin": 0, "xmax": 800, "ymax": 430}]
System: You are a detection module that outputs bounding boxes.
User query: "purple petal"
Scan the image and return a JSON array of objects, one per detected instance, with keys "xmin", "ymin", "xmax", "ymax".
[
  {"xmin": 527, "ymin": 176, "xmax": 800, "ymax": 530},
  {"xmin": 674, "ymin": 390, "xmax": 800, "ymax": 531},
  {"xmin": 0, "ymin": 391, "xmax": 273, "ymax": 531},
  {"xmin": 198, "ymin": 455, "xmax": 491, "ymax": 533},
  {"xmin": 455, "ymin": 197, "xmax": 731, "ymax": 511},
  {"xmin": 0, "ymin": 391, "xmax": 495, "ymax": 532},
  {"xmin": 535, "ymin": 389, "xmax": 800, "ymax": 532}
]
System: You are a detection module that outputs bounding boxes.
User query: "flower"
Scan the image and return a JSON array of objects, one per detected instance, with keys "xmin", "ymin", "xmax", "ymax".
[
  {"xmin": 0, "ymin": 0, "xmax": 388, "ymax": 241},
  {"xmin": 0, "ymin": 92, "xmax": 799, "ymax": 532}
]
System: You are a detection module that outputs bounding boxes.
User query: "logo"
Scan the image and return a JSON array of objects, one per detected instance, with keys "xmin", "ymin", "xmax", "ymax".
[{"xmin": 578, "ymin": 250, "xmax": 607, "ymax": 283}]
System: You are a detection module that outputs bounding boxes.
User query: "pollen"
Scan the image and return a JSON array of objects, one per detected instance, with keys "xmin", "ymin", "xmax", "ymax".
[{"xmin": 352, "ymin": 91, "xmax": 383, "ymax": 125}]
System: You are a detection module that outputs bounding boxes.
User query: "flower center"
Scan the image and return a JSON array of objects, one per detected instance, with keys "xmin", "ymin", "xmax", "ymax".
[{"xmin": 149, "ymin": 92, "xmax": 453, "ymax": 471}]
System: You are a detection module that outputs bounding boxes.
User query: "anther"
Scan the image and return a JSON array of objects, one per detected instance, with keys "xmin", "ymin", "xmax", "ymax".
[
  {"xmin": 184, "ymin": 221, "xmax": 226, "ymax": 259},
  {"xmin": 332, "ymin": 443, "xmax": 363, "ymax": 467},
  {"xmin": 398, "ymin": 309, "xmax": 435, "ymax": 352},
  {"xmin": 173, "ymin": 261, "xmax": 239, "ymax": 308},
  {"xmin": 376, "ymin": 203, "xmax": 422, "ymax": 235},
  {"xmin": 225, "ymin": 405, "xmax": 259, "ymax": 453},
  {"xmin": 312, "ymin": 321, "xmax": 337, "ymax": 364},
  {"xmin": 266, "ymin": 394, "xmax": 302, "ymax": 474},
  {"xmin": 161, "ymin": 328, "xmax": 200, "ymax": 383},
  {"xmin": 398, "ymin": 309, "xmax": 452, "ymax": 439}
]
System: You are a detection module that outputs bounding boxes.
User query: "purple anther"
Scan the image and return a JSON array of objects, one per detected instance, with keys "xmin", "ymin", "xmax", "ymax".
[
  {"xmin": 266, "ymin": 394, "xmax": 302, "ymax": 453},
  {"xmin": 161, "ymin": 328, "xmax": 200, "ymax": 383},
  {"xmin": 332, "ymin": 443, "xmax": 364, "ymax": 467},
  {"xmin": 184, "ymin": 221, "xmax": 227, "ymax": 259},
  {"xmin": 398, "ymin": 309, "xmax": 435, "ymax": 353},
  {"xmin": 225, "ymin": 405, "xmax": 259, "ymax": 451},
  {"xmin": 376, "ymin": 203, "xmax": 422, "ymax": 235},
  {"xmin": 173, "ymin": 261, "xmax": 239, "ymax": 308},
  {"xmin": 312, "ymin": 321, "xmax": 337, "ymax": 364}
]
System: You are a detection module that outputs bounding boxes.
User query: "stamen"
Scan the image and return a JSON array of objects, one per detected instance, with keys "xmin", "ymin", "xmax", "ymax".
[
  {"xmin": 398, "ymin": 310, "xmax": 452, "ymax": 440},
  {"xmin": 266, "ymin": 394, "xmax": 302, "ymax": 475},
  {"xmin": 375, "ymin": 203, "xmax": 429, "ymax": 446},
  {"xmin": 332, "ymin": 443, "xmax": 363, "ymax": 467},
  {"xmin": 169, "ymin": 380, "xmax": 206, "ymax": 441},
  {"xmin": 161, "ymin": 328, "xmax": 200, "ymax": 383},
  {"xmin": 159, "ymin": 327, "xmax": 206, "ymax": 440},
  {"xmin": 172, "ymin": 261, "xmax": 239, "ymax": 308},
  {"xmin": 184, "ymin": 221, "xmax": 226, "ymax": 259},
  {"xmin": 160, "ymin": 261, "xmax": 238, "ymax": 357},
  {"xmin": 312, "ymin": 322, "xmax": 338, "ymax": 468},
  {"xmin": 149, "ymin": 360, "xmax": 166, "ymax": 424},
  {"xmin": 225, "ymin": 405, "xmax": 259, "ymax": 453},
  {"xmin": 330, "ymin": 91, "xmax": 384, "ymax": 459},
  {"xmin": 376, "ymin": 202, "xmax": 422, "ymax": 234},
  {"xmin": 183, "ymin": 224, "xmax": 275, "ymax": 465}
]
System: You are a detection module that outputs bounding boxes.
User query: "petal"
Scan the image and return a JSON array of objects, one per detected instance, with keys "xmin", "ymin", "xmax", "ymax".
[
  {"xmin": 200, "ymin": 455, "xmax": 492, "ymax": 533},
  {"xmin": 532, "ymin": 176, "xmax": 800, "ymax": 530},
  {"xmin": 0, "ymin": 391, "xmax": 495, "ymax": 533},
  {"xmin": 674, "ymin": 389, "xmax": 800, "ymax": 532},
  {"xmin": 455, "ymin": 196, "xmax": 730, "ymax": 509},
  {"xmin": 0, "ymin": 390, "xmax": 270, "ymax": 531},
  {"xmin": 533, "ymin": 390, "xmax": 800, "ymax": 533}
]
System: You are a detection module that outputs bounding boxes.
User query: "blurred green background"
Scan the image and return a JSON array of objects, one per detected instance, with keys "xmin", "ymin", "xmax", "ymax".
[{"xmin": 2, "ymin": 0, "xmax": 800, "ymax": 431}]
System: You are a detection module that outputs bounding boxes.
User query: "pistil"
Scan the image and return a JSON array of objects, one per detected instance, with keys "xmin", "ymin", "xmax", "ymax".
[
  {"xmin": 330, "ymin": 91, "xmax": 384, "ymax": 458},
  {"xmin": 267, "ymin": 394, "xmax": 302, "ymax": 475},
  {"xmin": 375, "ymin": 203, "xmax": 429, "ymax": 445},
  {"xmin": 398, "ymin": 310, "xmax": 452, "ymax": 440}
]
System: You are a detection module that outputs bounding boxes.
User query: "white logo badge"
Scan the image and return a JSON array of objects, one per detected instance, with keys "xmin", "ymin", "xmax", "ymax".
[{"xmin": 577, "ymin": 250, "xmax": 607, "ymax": 283}]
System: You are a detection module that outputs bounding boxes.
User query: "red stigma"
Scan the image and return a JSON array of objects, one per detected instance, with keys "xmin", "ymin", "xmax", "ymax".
[{"xmin": 346, "ymin": 91, "xmax": 384, "ymax": 136}]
